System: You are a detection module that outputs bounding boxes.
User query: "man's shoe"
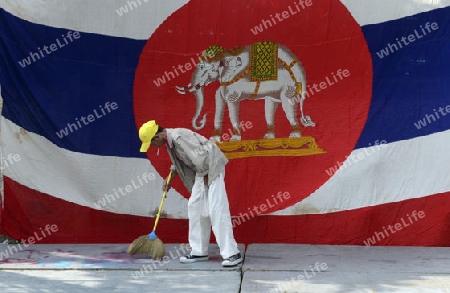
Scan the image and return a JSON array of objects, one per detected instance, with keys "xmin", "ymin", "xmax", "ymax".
[
  {"xmin": 180, "ymin": 254, "xmax": 209, "ymax": 264},
  {"xmin": 221, "ymin": 253, "xmax": 242, "ymax": 267}
]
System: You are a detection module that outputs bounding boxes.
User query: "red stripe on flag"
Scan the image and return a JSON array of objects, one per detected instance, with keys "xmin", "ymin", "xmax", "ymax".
[{"xmin": 1, "ymin": 177, "xmax": 449, "ymax": 246}]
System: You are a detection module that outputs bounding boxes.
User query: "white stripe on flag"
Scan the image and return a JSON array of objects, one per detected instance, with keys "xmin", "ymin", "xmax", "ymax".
[
  {"xmin": 4, "ymin": 0, "xmax": 450, "ymax": 41},
  {"xmin": 340, "ymin": 0, "xmax": 450, "ymax": 26},
  {"xmin": 0, "ymin": 0, "xmax": 189, "ymax": 40},
  {"xmin": 273, "ymin": 129, "xmax": 450, "ymax": 215},
  {"xmin": 1, "ymin": 117, "xmax": 188, "ymax": 218}
]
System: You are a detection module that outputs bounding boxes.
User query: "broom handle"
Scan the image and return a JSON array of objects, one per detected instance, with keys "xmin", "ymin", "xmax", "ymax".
[{"xmin": 152, "ymin": 170, "xmax": 173, "ymax": 232}]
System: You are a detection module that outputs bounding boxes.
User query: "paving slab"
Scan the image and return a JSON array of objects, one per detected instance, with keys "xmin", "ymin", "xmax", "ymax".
[
  {"xmin": 243, "ymin": 244, "xmax": 450, "ymax": 273},
  {"xmin": 241, "ymin": 244, "xmax": 450, "ymax": 292},
  {"xmin": 0, "ymin": 243, "xmax": 245, "ymax": 292},
  {"xmin": 241, "ymin": 271, "xmax": 450, "ymax": 293},
  {"xmin": 0, "ymin": 270, "xmax": 241, "ymax": 293},
  {"xmin": 0, "ymin": 243, "xmax": 245, "ymax": 271}
]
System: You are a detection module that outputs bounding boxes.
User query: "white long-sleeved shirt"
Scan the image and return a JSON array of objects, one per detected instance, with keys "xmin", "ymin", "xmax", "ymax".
[{"xmin": 166, "ymin": 128, "xmax": 228, "ymax": 193}]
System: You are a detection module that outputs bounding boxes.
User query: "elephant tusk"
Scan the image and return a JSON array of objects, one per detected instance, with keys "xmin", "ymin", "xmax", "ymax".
[
  {"xmin": 176, "ymin": 85, "xmax": 202, "ymax": 94},
  {"xmin": 175, "ymin": 86, "xmax": 185, "ymax": 90},
  {"xmin": 175, "ymin": 83, "xmax": 192, "ymax": 90},
  {"xmin": 175, "ymin": 85, "xmax": 191, "ymax": 94},
  {"xmin": 175, "ymin": 83, "xmax": 203, "ymax": 94},
  {"xmin": 175, "ymin": 85, "xmax": 188, "ymax": 90}
]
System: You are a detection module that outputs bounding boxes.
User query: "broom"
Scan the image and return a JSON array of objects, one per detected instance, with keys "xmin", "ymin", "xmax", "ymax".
[{"xmin": 127, "ymin": 170, "xmax": 173, "ymax": 259}]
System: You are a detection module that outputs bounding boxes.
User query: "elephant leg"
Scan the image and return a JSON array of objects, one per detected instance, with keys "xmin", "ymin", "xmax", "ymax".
[
  {"xmin": 227, "ymin": 101, "xmax": 242, "ymax": 141},
  {"xmin": 281, "ymin": 88, "xmax": 302, "ymax": 138},
  {"xmin": 210, "ymin": 89, "xmax": 225, "ymax": 142},
  {"xmin": 264, "ymin": 99, "xmax": 279, "ymax": 139}
]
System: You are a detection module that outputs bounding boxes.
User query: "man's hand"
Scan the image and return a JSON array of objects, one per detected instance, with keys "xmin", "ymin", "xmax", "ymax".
[
  {"xmin": 163, "ymin": 175, "xmax": 172, "ymax": 192},
  {"xmin": 204, "ymin": 175, "xmax": 208, "ymax": 187}
]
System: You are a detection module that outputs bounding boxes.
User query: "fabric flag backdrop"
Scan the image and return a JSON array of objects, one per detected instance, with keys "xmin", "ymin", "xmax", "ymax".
[{"xmin": 0, "ymin": 0, "xmax": 449, "ymax": 246}]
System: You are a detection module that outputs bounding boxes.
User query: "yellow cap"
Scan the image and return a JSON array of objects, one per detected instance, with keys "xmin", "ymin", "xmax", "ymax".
[{"xmin": 139, "ymin": 120, "xmax": 159, "ymax": 152}]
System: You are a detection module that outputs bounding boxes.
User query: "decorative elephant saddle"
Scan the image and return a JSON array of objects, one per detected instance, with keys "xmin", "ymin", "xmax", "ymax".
[
  {"xmin": 250, "ymin": 41, "xmax": 279, "ymax": 82},
  {"xmin": 203, "ymin": 41, "xmax": 279, "ymax": 82}
]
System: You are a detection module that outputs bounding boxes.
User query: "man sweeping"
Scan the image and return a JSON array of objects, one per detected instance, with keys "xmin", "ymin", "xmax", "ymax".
[{"xmin": 139, "ymin": 120, "xmax": 242, "ymax": 267}]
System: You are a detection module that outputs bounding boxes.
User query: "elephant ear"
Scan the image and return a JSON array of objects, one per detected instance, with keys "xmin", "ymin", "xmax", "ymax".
[
  {"xmin": 220, "ymin": 53, "xmax": 249, "ymax": 82},
  {"xmin": 222, "ymin": 56, "xmax": 243, "ymax": 67}
]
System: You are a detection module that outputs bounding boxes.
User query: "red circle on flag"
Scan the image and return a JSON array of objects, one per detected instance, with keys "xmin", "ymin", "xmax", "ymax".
[{"xmin": 134, "ymin": 0, "xmax": 372, "ymax": 215}]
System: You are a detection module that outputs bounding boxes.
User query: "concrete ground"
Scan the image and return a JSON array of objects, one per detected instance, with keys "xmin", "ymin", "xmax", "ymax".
[{"xmin": 0, "ymin": 243, "xmax": 449, "ymax": 292}]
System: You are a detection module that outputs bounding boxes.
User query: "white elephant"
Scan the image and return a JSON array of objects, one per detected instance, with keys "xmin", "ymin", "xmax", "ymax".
[{"xmin": 176, "ymin": 42, "xmax": 315, "ymax": 142}]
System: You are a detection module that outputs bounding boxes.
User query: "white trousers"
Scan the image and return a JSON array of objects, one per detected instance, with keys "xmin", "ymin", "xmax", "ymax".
[{"xmin": 188, "ymin": 172, "xmax": 239, "ymax": 259}]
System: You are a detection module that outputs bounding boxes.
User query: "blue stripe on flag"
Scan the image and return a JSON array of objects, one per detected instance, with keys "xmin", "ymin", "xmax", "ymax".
[
  {"xmin": 0, "ymin": 9, "xmax": 147, "ymax": 157},
  {"xmin": 356, "ymin": 6, "xmax": 450, "ymax": 148}
]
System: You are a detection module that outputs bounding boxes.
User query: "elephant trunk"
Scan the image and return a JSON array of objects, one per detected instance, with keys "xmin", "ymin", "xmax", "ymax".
[{"xmin": 192, "ymin": 87, "xmax": 207, "ymax": 130}]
